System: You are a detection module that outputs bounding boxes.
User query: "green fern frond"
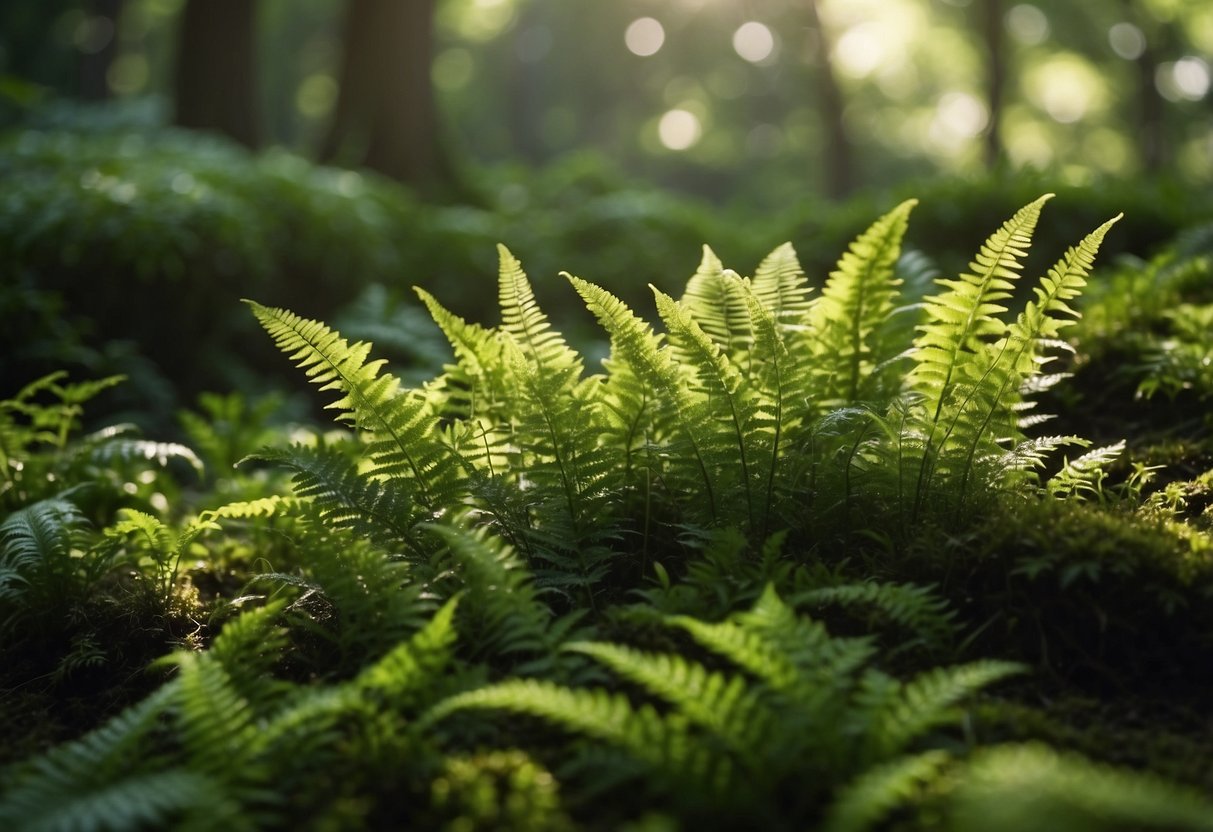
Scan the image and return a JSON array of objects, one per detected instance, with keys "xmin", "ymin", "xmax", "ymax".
[
  {"xmin": 356, "ymin": 595, "xmax": 459, "ymax": 707},
  {"xmin": 246, "ymin": 301, "xmax": 459, "ymax": 509},
  {"xmin": 806, "ymin": 199, "xmax": 917, "ymax": 406},
  {"xmin": 0, "ymin": 497, "xmax": 87, "ymax": 576},
  {"xmin": 200, "ymin": 495, "xmax": 297, "ymax": 522},
  {"xmin": 908, "ymin": 195, "xmax": 1051, "ymax": 417},
  {"xmin": 0, "ymin": 684, "xmax": 177, "ymax": 828},
  {"xmin": 497, "ymin": 245, "xmax": 582, "ymax": 374},
  {"xmin": 1046, "ymin": 440, "xmax": 1127, "ymax": 499},
  {"xmin": 79, "ymin": 435, "xmax": 204, "ymax": 477},
  {"xmin": 677, "ymin": 244, "xmax": 752, "ymax": 358},
  {"xmin": 793, "ymin": 580, "xmax": 956, "ymax": 649},
  {"xmin": 1005, "ymin": 214, "xmax": 1123, "ymax": 376},
  {"xmin": 425, "ymin": 678, "xmax": 712, "ymax": 784},
  {"xmin": 245, "ymin": 444, "xmax": 417, "ymax": 547},
  {"xmin": 21, "ymin": 771, "xmax": 231, "ymax": 832},
  {"xmin": 565, "ymin": 641, "xmax": 771, "ymax": 767},
  {"xmin": 749, "ymin": 242, "xmax": 813, "ymax": 326},
  {"xmin": 569, "ymin": 275, "xmax": 718, "ymax": 521},
  {"xmin": 654, "ymin": 285, "xmax": 758, "ymax": 528},
  {"xmin": 866, "ymin": 659, "xmax": 1024, "ymax": 757},
  {"xmin": 952, "ymin": 743, "xmax": 1213, "ymax": 832},
  {"xmin": 425, "ymin": 522, "xmax": 551, "ymax": 658},
  {"xmin": 822, "ymin": 749, "xmax": 952, "ymax": 832}
]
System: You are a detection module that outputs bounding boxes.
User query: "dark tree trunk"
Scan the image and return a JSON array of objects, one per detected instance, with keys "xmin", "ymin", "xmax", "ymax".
[
  {"xmin": 173, "ymin": 0, "xmax": 259, "ymax": 148},
  {"xmin": 1121, "ymin": 0, "xmax": 1167, "ymax": 172},
  {"xmin": 78, "ymin": 0, "xmax": 123, "ymax": 100},
  {"xmin": 982, "ymin": 0, "xmax": 1006, "ymax": 169},
  {"xmin": 320, "ymin": 0, "xmax": 456, "ymax": 196},
  {"xmin": 805, "ymin": 0, "xmax": 854, "ymax": 199}
]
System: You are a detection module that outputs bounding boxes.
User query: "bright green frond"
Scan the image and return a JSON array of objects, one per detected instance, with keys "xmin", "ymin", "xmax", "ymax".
[
  {"xmin": 678, "ymin": 244, "xmax": 752, "ymax": 357},
  {"xmin": 952, "ymin": 744, "xmax": 1213, "ymax": 832},
  {"xmin": 807, "ymin": 199, "xmax": 916, "ymax": 405},
  {"xmin": 356, "ymin": 595, "xmax": 459, "ymax": 706},
  {"xmin": 750, "ymin": 242, "xmax": 812, "ymax": 324},
  {"xmin": 566, "ymin": 641, "xmax": 771, "ymax": 762}
]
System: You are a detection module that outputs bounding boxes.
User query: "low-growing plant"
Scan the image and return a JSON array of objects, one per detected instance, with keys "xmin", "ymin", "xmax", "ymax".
[{"xmin": 9, "ymin": 197, "xmax": 1213, "ymax": 831}]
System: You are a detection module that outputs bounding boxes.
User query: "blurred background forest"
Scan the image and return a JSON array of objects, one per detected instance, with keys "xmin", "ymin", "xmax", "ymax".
[{"xmin": 2, "ymin": 0, "xmax": 1212, "ymax": 424}]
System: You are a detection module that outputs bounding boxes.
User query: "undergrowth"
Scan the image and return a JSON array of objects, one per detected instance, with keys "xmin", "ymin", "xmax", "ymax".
[{"xmin": 3, "ymin": 197, "xmax": 1213, "ymax": 830}]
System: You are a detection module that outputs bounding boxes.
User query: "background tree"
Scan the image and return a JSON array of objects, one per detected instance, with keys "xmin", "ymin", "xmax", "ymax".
[
  {"xmin": 805, "ymin": 0, "xmax": 855, "ymax": 198},
  {"xmin": 173, "ymin": 0, "xmax": 259, "ymax": 148},
  {"xmin": 319, "ymin": 0, "xmax": 458, "ymax": 196}
]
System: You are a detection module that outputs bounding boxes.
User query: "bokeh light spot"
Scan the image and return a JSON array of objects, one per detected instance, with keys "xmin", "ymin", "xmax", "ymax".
[
  {"xmin": 296, "ymin": 73, "xmax": 337, "ymax": 119},
  {"xmin": 625, "ymin": 18, "xmax": 665, "ymax": 57},
  {"xmin": 433, "ymin": 48, "xmax": 475, "ymax": 92},
  {"xmin": 835, "ymin": 24, "xmax": 885, "ymax": 79},
  {"xmin": 107, "ymin": 54, "xmax": 148, "ymax": 95},
  {"xmin": 1108, "ymin": 22, "xmax": 1146, "ymax": 60},
  {"xmin": 1005, "ymin": 5, "xmax": 1049, "ymax": 46},
  {"xmin": 658, "ymin": 109, "xmax": 702, "ymax": 151},
  {"xmin": 733, "ymin": 22, "xmax": 775, "ymax": 64}
]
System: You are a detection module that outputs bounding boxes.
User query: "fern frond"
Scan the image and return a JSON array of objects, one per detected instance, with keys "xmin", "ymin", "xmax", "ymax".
[
  {"xmin": 678, "ymin": 245, "xmax": 752, "ymax": 358},
  {"xmin": 806, "ymin": 199, "xmax": 916, "ymax": 406},
  {"xmin": 0, "ymin": 769, "xmax": 226, "ymax": 832},
  {"xmin": 907, "ymin": 195, "xmax": 1051, "ymax": 427},
  {"xmin": 654, "ymin": 285, "xmax": 758, "ymax": 528},
  {"xmin": 0, "ymin": 497, "xmax": 87, "ymax": 576},
  {"xmin": 200, "ymin": 495, "xmax": 297, "ymax": 522},
  {"xmin": 0, "ymin": 684, "xmax": 176, "ymax": 827},
  {"xmin": 497, "ymin": 245, "xmax": 581, "ymax": 375},
  {"xmin": 245, "ymin": 444, "xmax": 417, "ymax": 547},
  {"xmin": 425, "ymin": 679, "xmax": 713, "ymax": 784},
  {"xmin": 565, "ymin": 641, "xmax": 771, "ymax": 767},
  {"xmin": 866, "ymin": 659, "xmax": 1024, "ymax": 757},
  {"xmin": 1004, "ymin": 214, "xmax": 1123, "ymax": 375},
  {"xmin": 246, "ymin": 301, "xmax": 459, "ymax": 509},
  {"xmin": 79, "ymin": 435, "xmax": 204, "ymax": 477},
  {"xmin": 823, "ymin": 750, "xmax": 952, "ymax": 832},
  {"xmin": 425, "ymin": 522, "xmax": 551, "ymax": 658},
  {"xmin": 356, "ymin": 595, "xmax": 459, "ymax": 708},
  {"xmin": 1046, "ymin": 440, "xmax": 1127, "ymax": 499},
  {"xmin": 569, "ymin": 275, "xmax": 718, "ymax": 521},
  {"xmin": 952, "ymin": 743, "xmax": 1213, "ymax": 832},
  {"xmin": 793, "ymin": 581, "xmax": 956, "ymax": 649},
  {"xmin": 749, "ymin": 242, "xmax": 812, "ymax": 326}
]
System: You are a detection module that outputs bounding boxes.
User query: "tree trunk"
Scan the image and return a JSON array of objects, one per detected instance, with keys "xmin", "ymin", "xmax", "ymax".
[
  {"xmin": 1121, "ymin": 0, "xmax": 1167, "ymax": 172},
  {"xmin": 173, "ymin": 0, "xmax": 259, "ymax": 148},
  {"xmin": 78, "ymin": 0, "xmax": 123, "ymax": 100},
  {"xmin": 805, "ymin": 0, "xmax": 854, "ymax": 199},
  {"xmin": 982, "ymin": 0, "xmax": 1006, "ymax": 169},
  {"xmin": 320, "ymin": 0, "xmax": 457, "ymax": 196}
]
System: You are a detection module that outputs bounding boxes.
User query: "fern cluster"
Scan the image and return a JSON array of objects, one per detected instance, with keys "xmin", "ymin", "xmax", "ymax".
[
  {"xmin": 7, "ymin": 197, "xmax": 1213, "ymax": 831},
  {"xmin": 242, "ymin": 197, "xmax": 1121, "ymax": 587}
]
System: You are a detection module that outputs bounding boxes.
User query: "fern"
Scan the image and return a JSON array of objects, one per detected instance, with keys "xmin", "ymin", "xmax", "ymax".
[
  {"xmin": 427, "ymin": 587, "xmax": 1017, "ymax": 820},
  {"xmin": 822, "ymin": 750, "xmax": 952, "ymax": 832},
  {"xmin": 424, "ymin": 521, "xmax": 555, "ymax": 661},
  {"xmin": 246, "ymin": 300, "xmax": 461, "ymax": 513},
  {"xmin": 792, "ymin": 580, "xmax": 957, "ymax": 650},
  {"xmin": 952, "ymin": 743, "xmax": 1213, "ymax": 832},
  {"xmin": 806, "ymin": 199, "xmax": 917, "ymax": 407},
  {"xmin": 243, "ymin": 443, "xmax": 418, "ymax": 549}
]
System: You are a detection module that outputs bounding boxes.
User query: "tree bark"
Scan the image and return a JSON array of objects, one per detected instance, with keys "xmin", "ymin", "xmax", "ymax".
[
  {"xmin": 1121, "ymin": 0, "xmax": 1167, "ymax": 172},
  {"xmin": 805, "ymin": 0, "xmax": 854, "ymax": 199},
  {"xmin": 173, "ymin": 0, "xmax": 260, "ymax": 148},
  {"xmin": 78, "ymin": 0, "xmax": 123, "ymax": 100},
  {"xmin": 320, "ymin": 0, "xmax": 456, "ymax": 195},
  {"xmin": 982, "ymin": 0, "xmax": 1006, "ymax": 169}
]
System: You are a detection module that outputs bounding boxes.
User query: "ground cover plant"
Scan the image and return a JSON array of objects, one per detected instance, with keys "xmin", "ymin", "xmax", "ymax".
[{"xmin": 3, "ymin": 197, "xmax": 1213, "ymax": 830}]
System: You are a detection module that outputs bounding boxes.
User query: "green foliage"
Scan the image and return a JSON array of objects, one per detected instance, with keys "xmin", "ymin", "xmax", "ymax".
[
  {"xmin": 11, "ymin": 196, "xmax": 1213, "ymax": 831},
  {"xmin": 429, "ymin": 586, "xmax": 1022, "ymax": 826}
]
